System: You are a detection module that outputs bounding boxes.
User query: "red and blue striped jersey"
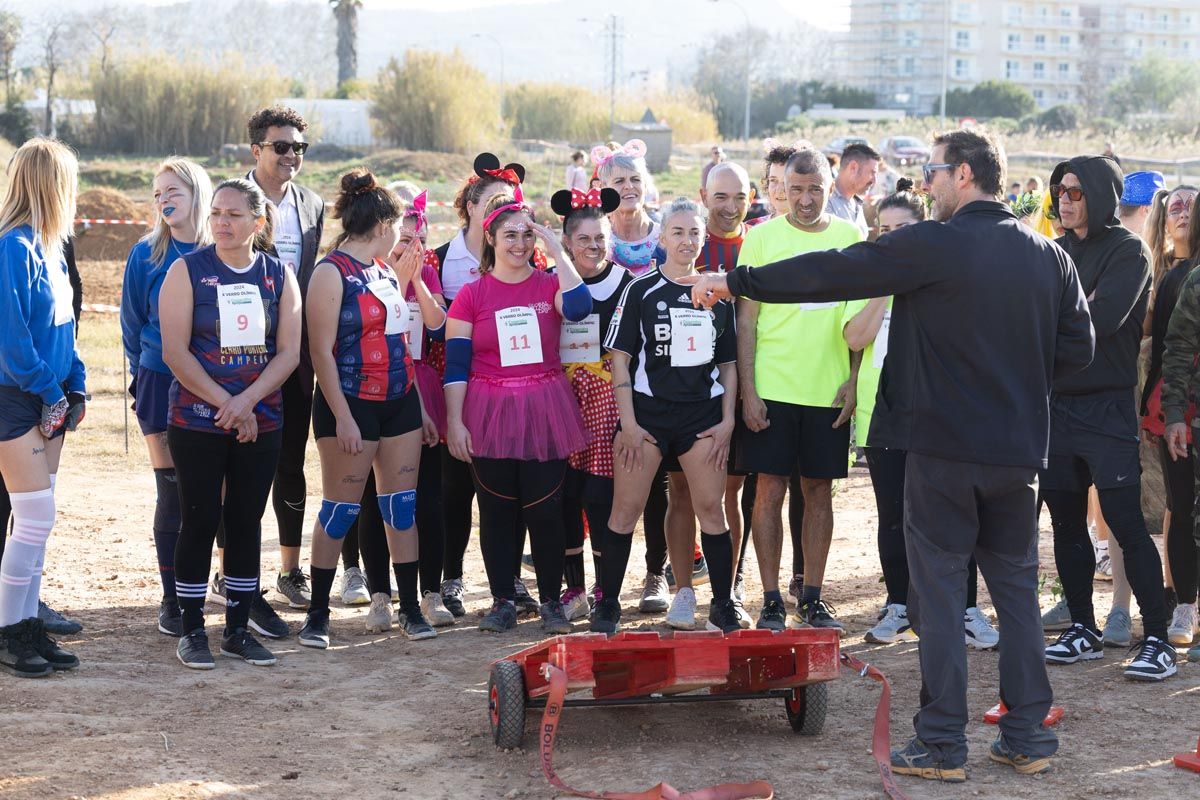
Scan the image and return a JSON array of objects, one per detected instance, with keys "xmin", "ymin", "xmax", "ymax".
[{"xmin": 695, "ymin": 225, "xmax": 746, "ymax": 274}]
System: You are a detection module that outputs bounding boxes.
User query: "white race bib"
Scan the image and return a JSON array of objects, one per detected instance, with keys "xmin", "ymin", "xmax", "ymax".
[
  {"xmin": 559, "ymin": 314, "xmax": 601, "ymax": 364},
  {"xmin": 669, "ymin": 307, "xmax": 714, "ymax": 367},
  {"xmin": 799, "ymin": 302, "xmax": 838, "ymax": 311},
  {"xmin": 405, "ymin": 301, "xmax": 424, "ymax": 360},
  {"xmin": 217, "ymin": 283, "xmax": 266, "ymax": 348},
  {"xmin": 366, "ymin": 278, "xmax": 407, "ymax": 336},
  {"xmin": 47, "ymin": 261, "xmax": 74, "ymax": 327},
  {"xmin": 496, "ymin": 305, "xmax": 544, "ymax": 367},
  {"xmin": 274, "ymin": 230, "xmax": 302, "ymax": 275},
  {"xmin": 872, "ymin": 309, "xmax": 891, "ymax": 370}
]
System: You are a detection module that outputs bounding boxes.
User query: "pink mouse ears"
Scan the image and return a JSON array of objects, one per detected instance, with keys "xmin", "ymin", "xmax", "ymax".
[{"xmin": 590, "ymin": 139, "xmax": 647, "ymax": 169}]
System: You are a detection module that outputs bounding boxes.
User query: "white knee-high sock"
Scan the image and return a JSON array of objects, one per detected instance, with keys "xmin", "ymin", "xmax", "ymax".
[
  {"xmin": 0, "ymin": 488, "xmax": 55, "ymax": 627},
  {"xmin": 21, "ymin": 475, "xmax": 57, "ymax": 620}
]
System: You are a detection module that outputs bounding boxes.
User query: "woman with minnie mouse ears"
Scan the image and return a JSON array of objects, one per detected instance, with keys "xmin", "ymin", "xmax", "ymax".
[
  {"xmin": 548, "ymin": 186, "xmax": 632, "ymax": 621},
  {"xmin": 593, "ymin": 140, "xmax": 666, "ymax": 278}
]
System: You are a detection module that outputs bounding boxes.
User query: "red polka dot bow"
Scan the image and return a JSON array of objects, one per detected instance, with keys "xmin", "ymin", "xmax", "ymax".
[{"xmin": 570, "ymin": 188, "xmax": 603, "ymax": 209}]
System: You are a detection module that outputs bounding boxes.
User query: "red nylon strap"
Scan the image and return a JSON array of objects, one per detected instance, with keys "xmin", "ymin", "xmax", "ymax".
[
  {"xmin": 838, "ymin": 652, "xmax": 911, "ymax": 800},
  {"xmin": 538, "ymin": 664, "xmax": 775, "ymax": 800}
]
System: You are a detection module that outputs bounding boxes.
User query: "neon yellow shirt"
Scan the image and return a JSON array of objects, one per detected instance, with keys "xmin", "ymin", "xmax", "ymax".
[
  {"xmin": 736, "ymin": 214, "xmax": 865, "ymax": 406},
  {"xmin": 855, "ymin": 297, "xmax": 893, "ymax": 448}
]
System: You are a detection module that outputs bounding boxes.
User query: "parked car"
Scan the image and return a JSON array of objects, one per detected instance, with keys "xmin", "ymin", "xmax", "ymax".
[
  {"xmin": 821, "ymin": 136, "xmax": 871, "ymax": 158},
  {"xmin": 878, "ymin": 136, "xmax": 931, "ymax": 167}
]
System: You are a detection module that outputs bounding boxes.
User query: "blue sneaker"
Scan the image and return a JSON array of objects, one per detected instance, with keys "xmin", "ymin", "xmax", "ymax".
[
  {"xmin": 989, "ymin": 733, "xmax": 1052, "ymax": 775},
  {"xmin": 890, "ymin": 737, "xmax": 966, "ymax": 783}
]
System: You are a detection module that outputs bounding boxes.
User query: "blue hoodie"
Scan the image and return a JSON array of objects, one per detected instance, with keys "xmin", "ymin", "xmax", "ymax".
[
  {"xmin": 0, "ymin": 225, "xmax": 86, "ymax": 403},
  {"xmin": 121, "ymin": 237, "xmax": 194, "ymax": 377}
]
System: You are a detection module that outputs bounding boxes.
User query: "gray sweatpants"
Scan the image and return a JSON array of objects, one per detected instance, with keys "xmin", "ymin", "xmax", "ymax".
[{"xmin": 904, "ymin": 452, "xmax": 1059, "ymax": 764}]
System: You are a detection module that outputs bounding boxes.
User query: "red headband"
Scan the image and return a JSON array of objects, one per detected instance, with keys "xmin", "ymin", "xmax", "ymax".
[{"xmin": 481, "ymin": 185, "xmax": 530, "ymax": 230}]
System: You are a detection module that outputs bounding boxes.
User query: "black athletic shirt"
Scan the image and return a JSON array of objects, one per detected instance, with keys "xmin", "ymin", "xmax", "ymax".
[
  {"xmin": 585, "ymin": 262, "xmax": 633, "ymax": 337},
  {"xmin": 605, "ymin": 268, "xmax": 736, "ymax": 402}
]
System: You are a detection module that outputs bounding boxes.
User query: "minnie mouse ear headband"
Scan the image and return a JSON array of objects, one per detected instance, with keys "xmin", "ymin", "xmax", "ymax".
[
  {"xmin": 589, "ymin": 139, "xmax": 647, "ymax": 169},
  {"xmin": 471, "ymin": 152, "xmax": 526, "ymax": 186},
  {"xmin": 404, "ymin": 190, "xmax": 427, "ymax": 231},
  {"xmin": 480, "ymin": 184, "xmax": 532, "ymax": 230},
  {"xmin": 550, "ymin": 187, "xmax": 620, "ymax": 218}
]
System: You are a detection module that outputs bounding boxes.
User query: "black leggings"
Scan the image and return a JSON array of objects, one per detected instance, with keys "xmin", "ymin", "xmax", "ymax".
[
  {"xmin": 471, "ymin": 457, "xmax": 566, "ymax": 603},
  {"xmin": 1161, "ymin": 439, "xmax": 1198, "ymax": 604},
  {"xmin": 643, "ymin": 464, "xmax": 668, "ymax": 574},
  {"xmin": 1045, "ymin": 484, "xmax": 1167, "ymax": 638},
  {"xmin": 441, "ymin": 449, "xmax": 475, "ymax": 581},
  {"xmin": 169, "ymin": 427, "xmax": 282, "ymax": 632},
  {"xmin": 563, "ymin": 470, "xmax": 613, "ymax": 581},
  {"xmin": 271, "ymin": 365, "xmax": 314, "ymax": 549},
  {"xmin": 738, "ymin": 469, "xmax": 805, "ymax": 578}
]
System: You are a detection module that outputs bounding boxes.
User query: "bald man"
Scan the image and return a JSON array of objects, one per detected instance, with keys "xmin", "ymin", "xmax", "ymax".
[{"xmin": 697, "ymin": 162, "xmax": 751, "ymax": 274}]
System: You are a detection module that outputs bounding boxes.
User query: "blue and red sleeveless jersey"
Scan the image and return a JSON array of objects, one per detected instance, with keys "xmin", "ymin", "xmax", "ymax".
[
  {"xmin": 169, "ymin": 245, "xmax": 286, "ymax": 433},
  {"xmin": 322, "ymin": 250, "xmax": 414, "ymax": 401}
]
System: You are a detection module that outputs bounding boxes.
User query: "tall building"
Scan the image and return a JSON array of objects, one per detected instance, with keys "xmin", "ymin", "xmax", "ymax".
[{"xmin": 843, "ymin": 1, "xmax": 1200, "ymax": 115}]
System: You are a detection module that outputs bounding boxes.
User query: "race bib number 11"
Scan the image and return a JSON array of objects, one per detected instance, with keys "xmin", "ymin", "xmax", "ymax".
[{"xmin": 496, "ymin": 305, "xmax": 544, "ymax": 367}]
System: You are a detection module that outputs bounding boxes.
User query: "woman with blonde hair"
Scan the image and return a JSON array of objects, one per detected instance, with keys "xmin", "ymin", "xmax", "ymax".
[
  {"xmin": 121, "ymin": 158, "xmax": 213, "ymax": 637},
  {"xmin": 0, "ymin": 138, "xmax": 87, "ymax": 677}
]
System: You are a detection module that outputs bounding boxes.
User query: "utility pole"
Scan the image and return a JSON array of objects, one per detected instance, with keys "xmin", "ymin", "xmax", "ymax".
[{"xmin": 607, "ymin": 14, "xmax": 619, "ymax": 132}]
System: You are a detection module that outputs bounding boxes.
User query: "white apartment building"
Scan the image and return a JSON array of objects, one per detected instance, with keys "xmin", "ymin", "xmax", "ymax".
[{"xmin": 842, "ymin": 1, "xmax": 1200, "ymax": 115}]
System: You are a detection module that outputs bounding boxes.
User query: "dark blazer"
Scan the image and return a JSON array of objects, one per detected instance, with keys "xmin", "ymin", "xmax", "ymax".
[{"xmin": 245, "ymin": 169, "xmax": 325, "ymax": 297}]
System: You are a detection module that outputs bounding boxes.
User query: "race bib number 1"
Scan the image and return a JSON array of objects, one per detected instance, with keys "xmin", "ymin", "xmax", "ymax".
[
  {"xmin": 669, "ymin": 308, "xmax": 714, "ymax": 367},
  {"xmin": 217, "ymin": 283, "xmax": 266, "ymax": 348},
  {"xmin": 366, "ymin": 278, "xmax": 407, "ymax": 336},
  {"xmin": 496, "ymin": 305, "xmax": 544, "ymax": 367},
  {"xmin": 559, "ymin": 314, "xmax": 601, "ymax": 364}
]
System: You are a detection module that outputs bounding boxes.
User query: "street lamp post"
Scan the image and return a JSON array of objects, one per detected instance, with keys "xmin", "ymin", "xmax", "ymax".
[
  {"xmin": 710, "ymin": 0, "xmax": 752, "ymax": 147},
  {"xmin": 471, "ymin": 33, "xmax": 505, "ymax": 123}
]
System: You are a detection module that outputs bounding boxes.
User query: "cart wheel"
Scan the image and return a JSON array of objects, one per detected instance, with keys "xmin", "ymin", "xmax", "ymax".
[
  {"xmin": 785, "ymin": 682, "xmax": 828, "ymax": 736},
  {"xmin": 488, "ymin": 660, "xmax": 527, "ymax": 749}
]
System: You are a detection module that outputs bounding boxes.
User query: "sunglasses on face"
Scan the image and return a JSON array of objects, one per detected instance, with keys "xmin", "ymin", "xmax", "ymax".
[
  {"xmin": 922, "ymin": 163, "xmax": 955, "ymax": 183},
  {"xmin": 1049, "ymin": 184, "xmax": 1084, "ymax": 202},
  {"xmin": 258, "ymin": 140, "xmax": 309, "ymax": 156}
]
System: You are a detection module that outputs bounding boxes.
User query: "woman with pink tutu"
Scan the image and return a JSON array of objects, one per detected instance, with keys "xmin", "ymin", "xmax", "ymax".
[{"xmin": 444, "ymin": 191, "xmax": 593, "ymax": 634}]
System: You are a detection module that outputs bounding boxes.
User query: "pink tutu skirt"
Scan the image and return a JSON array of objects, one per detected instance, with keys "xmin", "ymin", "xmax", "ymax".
[
  {"xmin": 414, "ymin": 362, "xmax": 446, "ymax": 438},
  {"xmin": 463, "ymin": 369, "xmax": 590, "ymax": 461}
]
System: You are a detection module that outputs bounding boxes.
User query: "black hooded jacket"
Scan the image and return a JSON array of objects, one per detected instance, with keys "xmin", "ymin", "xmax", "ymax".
[{"xmin": 1049, "ymin": 156, "xmax": 1151, "ymax": 395}]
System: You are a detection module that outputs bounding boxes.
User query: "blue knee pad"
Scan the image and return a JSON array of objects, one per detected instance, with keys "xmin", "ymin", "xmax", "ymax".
[
  {"xmin": 318, "ymin": 499, "xmax": 360, "ymax": 540},
  {"xmin": 377, "ymin": 490, "xmax": 417, "ymax": 530}
]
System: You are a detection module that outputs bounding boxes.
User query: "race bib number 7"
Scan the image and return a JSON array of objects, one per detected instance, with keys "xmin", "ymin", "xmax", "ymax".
[
  {"xmin": 496, "ymin": 305, "xmax": 544, "ymax": 368},
  {"xmin": 669, "ymin": 308, "xmax": 714, "ymax": 367},
  {"xmin": 217, "ymin": 283, "xmax": 266, "ymax": 349}
]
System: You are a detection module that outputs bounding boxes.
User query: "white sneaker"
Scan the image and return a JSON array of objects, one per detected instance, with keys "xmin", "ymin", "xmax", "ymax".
[
  {"xmin": 1093, "ymin": 552, "xmax": 1112, "ymax": 581},
  {"xmin": 339, "ymin": 566, "xmax": 371, "ymax": 606},
  {"xmin": 865, "ymin": 603, "xmax": 916, "ymax": 644},
  {"xmin": 732, "ymin": 598, "xmax": 753, "ymax": 629},
  {"xmin": 561, "ymin": 587, "xmax": 591, "ymax": 622},
  {"xmin": 420, "ymin": 590, "xmax": 456, "ymax": 627},
  {"xmin": 964, "ymin": 606, "xmax": 999, "ymax": 650},
  {"xmin": 1168, "ymin": 602, "xmax": 1198, "ymax": 646},
  {"xmin": 665, "ymin": 587, "xmax": 697, "ymax": 630},
  {"xmin": 365, "ymin": 592, "xmax": 393, "ymax": 633}
]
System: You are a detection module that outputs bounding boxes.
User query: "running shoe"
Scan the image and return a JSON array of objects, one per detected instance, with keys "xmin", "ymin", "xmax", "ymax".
[
  {"xmin": 1045, "ymin": 623, "xmax": 1103, "ymax": 664},
  {"xmin": 420, "ymin": 590, "xmax": 456, "ymax": 627},
  {"xmin": 0, "ymin": 619, "xmax": 53, "ymax": 678},
  {"xmin": 276, "ymin": 568, "xmax": 311, "ymax": 609},
  {"xmin": 795, "ymin": 599, "xmax": 844, "ymax": 631},
  {"xmin": 176, "ymin": 627, "xmax": 215, "ymax": 670},
  {"xmin": 988, "ymin": 733, "xmax": 1052, "ymax": 775},
  {"xmin": 732, "ymin": 598, "xmax": 753, "ymax": 629},
  {"xmin": 1040, "ymin": 597, "xmax": 1071, "ymax": 632},
  {"xmin": 757, "ymin": 599, "xmax": 788, "ymax": 632},
  {"xmin": 513, "ymin": 578, "xmax": 539, "ymax": 616},
  {"xmin": 706, "ymin": 599, "xmax": 742, "ymax": 634},
  {"xmin": 638, "ymin": 573, "xmax": 670, "ymax": 613},
  {"xmin": 1093, "ymin": 552, "xmax": 1112, "ymax": 582},
  {"xmin": 964, "ymin": 607, "xmax": 999, "ymax": 650},
  {"xmin": 665, "ymin": 587, "xmax": 697, "ymax": 630},
  {"xmin": 560, "ymin": 587, "xmax": 591, "ymax": 622},
  {"xmin": 539, "ymin": 600, "xmax": 572, "ymax": 635},
  {"xmin": 890, "ymin": 737, "xmax": 966, "ymax": 783},
  {"xmin": 339, "ymin": 566, "xmax": 371, "ymax": 606},
  {"xmin": 298, "ymin": 610, "xmax": 331, "ymax": 649},
  {"xmin": 365, "ymin": 592, "xmax": 394, "ymax": 633},
  {"xmin": 787, "ymin": 575, "xmax": 804, "ymax": 608},
  {"xmin": 397, "ymin": 603, "xmax": 437, "ymax": 640},
  {"xmin": 1103, "ymin": 607, "xmax": 1133, "ymax": 647},
  {"xmin": 208, "ymin": 572, "xmax": 226, "ymax": 606},
  {"xmin": 590, "ymin": 597, "xmax": 622, "ymax": 634},
  {"xmin": 664, "ymin": 556, "xmax": 710, "ymax": 589},
  {"xmin": 732, "ymin": 575, "xmax": 745, "ymax": 604},
  {"xmin": 1167, "ymin": 602, "xmax": 1197, "ymax": 646},
  {"xmin": 37, "ymin": 601, "xmax": 82, "ymax": 636},
  {"xmin": 587, "ymin": 584, "xmax": 603, "ymax": 608},
  {"xmin": 158, "ymin": 597, "xmax": 183, "ymax": 637},
  {"xmin": 249, "ymin": 590, "xmax": 290, "ymax": 639},
  {"xmin": 479, "ymin": 598, "xmax": 518, "ymax": 633},
  {"xmin": 440, "ymin": 578, "xmax": 467, "ymax": 618},
  {"xmin": 1188, "ymin": 642, "xmax": 1200, "ymax": 663},
  {"xmin": 520, "ymin": 553, "xmax": 536, "ymax": 574},
  {"xmin": 865, "ymin": 603, "xmax": 916, "ymax": 644},
  {"xmin": 1124, "ymin": 636, "xmax": 1177, "ymax": 681},
  {"xmin": 220, "ymin": 627, "xmax": 277, "ymax": 666}
]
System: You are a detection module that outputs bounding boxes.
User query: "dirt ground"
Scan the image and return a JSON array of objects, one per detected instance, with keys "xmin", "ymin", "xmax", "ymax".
[{"xmin": 2, "ymin": 312, "xmax": 1199, "ymax": 800}]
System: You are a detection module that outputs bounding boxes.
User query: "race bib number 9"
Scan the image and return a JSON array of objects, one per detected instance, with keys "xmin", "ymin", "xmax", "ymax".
[
  {"xmin": 496, "ymin": 305, "xmax": 544, "ymax": 368},
  {"xmin": 559, "ymin": 314, "xmax": 600, "ymax": 364},
  {"xmin": 217, "ymin": 283, "xmax": 266, "ymax": 348},
  {"xmin": 669, "ymin": 308, "xmax": 714, "ymax": 368},
  {"xmin": 366, "ymin": 278, "xmax": 407, "ymax": 336}
]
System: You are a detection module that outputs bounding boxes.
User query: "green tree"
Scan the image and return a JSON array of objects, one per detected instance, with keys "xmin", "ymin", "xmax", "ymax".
[
  {"xmin": 371, "ymin": 50, "xmax": 498, "ymax": 152},
  {"xmin": 330, "ymin": 0, "xmax": 361, "ymax": 89},
  {"xmin": 937, "ymin": 80, "xmax": 1035, "ymax": 119},
  {"xmin": 0, "ymin": 11, "xmax": 20, "ymax": 104},
  {"xmin": 692, "ymin": 27, "xmax": 770, "ymax": 138},
  {"xmin": 1106, "ymin": 54, "xmax": 1199, "ymax": 117}
]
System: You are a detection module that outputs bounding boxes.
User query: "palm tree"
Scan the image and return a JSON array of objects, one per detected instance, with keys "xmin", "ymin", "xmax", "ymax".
[{"xmin": 330, "ymin": 0, "xmax": 362, "ymax": 89}]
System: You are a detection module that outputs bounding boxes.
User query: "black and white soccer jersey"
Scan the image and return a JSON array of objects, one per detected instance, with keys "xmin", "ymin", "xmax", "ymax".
[{"xmin": 604, "ymin": 269, "xmax": 736, "ymax": 402}]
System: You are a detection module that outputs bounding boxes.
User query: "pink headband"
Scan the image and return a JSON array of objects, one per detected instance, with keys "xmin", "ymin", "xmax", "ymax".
[
  {"xmin": 404, "ymin": 190, "xmax": 427, "ymax": 231},
  {"xmin": 590, "ymin": 139, "xmax": 647, "ymax": 169},
  {"xmin": 481, "ymin": 185, "xmax": 531, "ymax": 230}
]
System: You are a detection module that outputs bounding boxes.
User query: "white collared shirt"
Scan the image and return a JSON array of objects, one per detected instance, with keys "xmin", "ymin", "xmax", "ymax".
[
  {"xmin": 249, "ymin": 171, "xmax": 304, "ymax": 274},
  {"xmin": 440, "ymin": 230, "xmax": 480, "ymax": 300}
]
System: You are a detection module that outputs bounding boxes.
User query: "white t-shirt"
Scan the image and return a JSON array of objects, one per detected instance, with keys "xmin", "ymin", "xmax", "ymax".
[
  {"xmin": 249, "ymin": 171, "xmax": 304, "ymax": 275},
  {"xmin": 566, "ymin": 164, "xmax": 588, "ymax": 192},
  {"xmin": 440, "ymin": 230, "xmax": 480, "ymax": 301}
]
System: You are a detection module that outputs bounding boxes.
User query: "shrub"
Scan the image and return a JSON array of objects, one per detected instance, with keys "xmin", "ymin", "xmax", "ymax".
[
  {"xmin": 371, "ymin": 50, "xmax": 500, "ymax": 152},
  {"xmin": 1037, "ymin": 105, "xmax": 1081, "ymax": 132},
  {"xmin": 0, "ymin": 96, "xmax": 34, "ymax": 145}
]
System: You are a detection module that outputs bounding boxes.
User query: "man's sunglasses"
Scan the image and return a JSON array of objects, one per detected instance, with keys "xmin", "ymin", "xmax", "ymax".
[
  {"xmin": 257, "ymin": 141, "xmax": 309, "ymax": 156},
  {"xmin": 921, "ymin": 163, "xmax": 955, "ymax": 183},
  {"xmin": 1049, "ymin": 184, "xmax": 1084, "ymax": 202}
]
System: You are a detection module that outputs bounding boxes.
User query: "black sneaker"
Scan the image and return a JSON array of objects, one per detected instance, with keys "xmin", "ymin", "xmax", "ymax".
[
  {"xmin": 664, "ymin": 555, "xmax": 711, "ymax": 589},
  {"xmin": 707, "ymin": 598, "xmax": 741, "ymax": 634},
  {"xmin": 796, "ymin": 599, "xmax": 844, "ymax": 631},
  {"xmin": 988, "ymin": 733, "xmax": 1052, "ymax": 775},
  {"xmin": 220, "ymin": 627, "xmax": 277, "ymax": 666},
  {"xmin": 249, "ymin": 590, "xmax": 290, "ymax": 639},
  {"xmin": 298, "ymin": 609, "xmax": 331, "ymax": 649},
  {"xmin": 513, "ymin": 578, "xmax": 539, "ymax": 616},
  {"xmin": 589, "ymin": 597, "xmax": 622, "ymax": 634},
  {"xmin": 440, "ymin": 578, "xmax": 467, "ymax": 617},
  {"xmin": 1045, "ymin": 623, "xmax": 1104, "ymax": 664},
  {"xmin": 397, "ymin": 603, "xmax": 437, "ymax": 640},
  {"xmin": 890, "ymin": 736, "xmax": 966, "ymax": 783},
  {"xmin": 177, "ymin": 628, "xmax": 215, "ymax": 670},
  {"xmin": 0, "ymin": 619, "xmax": 54, "ymax": 678},
  {"xmin": 158, "ymin": 598, "xmax": 183, "ymax": 637},
  {"xmin": 38, "ymin": 600, "xmax": 82, "ymax": 635},
  {"xmin": 479, "ymin": 598, "xmax": 518, "ymax": 633},
  {"xmin": 539, "ymin": 600, "xmax": 572, "ymax": 635},
  {"xmin": 276, "ymin": 568, "xmax": 311, "ymax": 609},
  {"xmin": 31, "ymin": 618, "xmax": 79, "ymax": 670},
  {"xmin": 1123, "ymin": 636, "xmax": 1178, "ymax": 681},
  {"xmin": 757, "ymin": 599, "xmax": 788, "ymax": 632}
]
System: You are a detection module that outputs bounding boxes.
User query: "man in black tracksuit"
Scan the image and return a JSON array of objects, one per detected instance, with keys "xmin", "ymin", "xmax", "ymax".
[
  {"xmin": 1040, "ymin": 156, "xmax": 1177, "ymax": 680},
  {"xmin": 688, "ymin": 130, "xmax": 1094, "ymax": 782}
]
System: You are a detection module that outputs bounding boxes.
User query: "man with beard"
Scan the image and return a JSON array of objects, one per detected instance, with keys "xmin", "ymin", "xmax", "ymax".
[{"xmin": 826, "ymin": 143, "xmax": 882, "ymax": 237}]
